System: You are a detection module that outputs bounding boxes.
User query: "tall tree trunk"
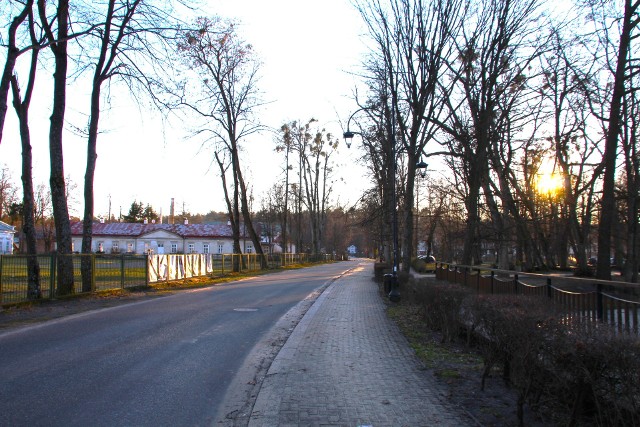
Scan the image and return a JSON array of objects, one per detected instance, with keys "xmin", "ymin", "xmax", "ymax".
[
  {"xmin": 41, "ymin": 0, "xmax": 74, "ymax": 295},
  {"xmin": 80, "ymin": 82, "xmax": 100, "ymax": 291},
  {"xmin": 215, "ymin": 152, "xmax": 241, "ymax": 272},
  {"xmin": 10, "ymin": 62, "xmax": 41, "ymax": 299},
  {"xmin": 282, "ymin": 146, "xmax": 290, "ymax": 254},
  {"xmin": 234, "ymin": 146, "xmax": 267, "ymax": 268},
  {"xmin": 81, "ymin": 0, "xmax": 117, "ymax": 292},
  {"xmin": 6, "ymin": 1, "xmax": 39, "ymax": 298},
  {"xmin": 463, "ymin": 153, "xmax": 483, "ymax": 265},
  {"xmin": 597, "ymin": 0, "xmax": 635, "ymax": 280}
]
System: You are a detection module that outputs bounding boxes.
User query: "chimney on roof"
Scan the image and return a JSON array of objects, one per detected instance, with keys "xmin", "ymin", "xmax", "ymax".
[
  {"xmin": 227, "ymin": 220, "xmax": 231, "ymax": 226},
  {"xmin": 100, "ymin": 216, "xmax": 105, "ymax": 224},
  {"xmin": 184, "ymin": 219, "xmax": 189, "ymax": 225},
  {"xmin": 144, "ymin": 218, "xmax": 148, "ymax": 224}
]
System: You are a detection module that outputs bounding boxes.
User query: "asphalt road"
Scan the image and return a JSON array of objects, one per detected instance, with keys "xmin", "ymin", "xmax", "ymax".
[{"xmin": 0, "ymin": 261, "xmax": 356, "ymax": 426}]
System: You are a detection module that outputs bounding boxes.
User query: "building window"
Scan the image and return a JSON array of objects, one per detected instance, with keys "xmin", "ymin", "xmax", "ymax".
[
  {"xmin": 112, "ymin": 241, "xmax": 119, "ymax": 253},
  {"xmin": 203, "ymin": 243, "xmax": 210, "ymax": 254},
  {"xmin": 127, "ymin": 242, "xmax": 134, "ymax": 253},
  {"xmin": 246, "ymin": 244, "xmax": 253, "ymax": 253},
  {"xmin": 218, "ymin": 243, "xmax": 223, "ymax": 254},
  {"xmin": 188, "ymin": 243, "xmax": 195, "ymax": 253},
  {"xmin": 171, "ymin": 242, "xmax": 178, "ymax": 254},
  {"xmin": 97, "ymin": 241, "xmax": 104, "ymax": 253}
]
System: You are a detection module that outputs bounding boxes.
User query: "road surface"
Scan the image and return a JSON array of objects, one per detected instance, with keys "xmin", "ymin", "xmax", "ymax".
[{"xmin": 0, "ymin": 261, "xmax": 357, "ymax": 426}]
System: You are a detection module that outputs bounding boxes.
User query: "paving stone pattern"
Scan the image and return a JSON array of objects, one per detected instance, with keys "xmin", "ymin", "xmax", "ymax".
[{"xmin": 248, "ymin": 262, "xmax": 470, "ymax": 427}]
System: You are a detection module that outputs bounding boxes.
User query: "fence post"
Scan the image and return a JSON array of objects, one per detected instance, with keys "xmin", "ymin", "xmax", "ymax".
[
  {"xmin": 514, "ymin": 274, "xmax": 519, "ymax": 295},
  {"xmin": 596, "ymin": 282, "xmax": 604, "ymax": 321},
  {"xmin": 145, "ymin": 254, "xmax": 150, "ymax": 287},
  {"xmin": 120, "ymin": 254, "xmax": 125, "ymax": 289},
  {"xmin": 91, "ymin": 254, "xmax": 96, "ymax": 292},
  {"xmin": 490, "ymin": 271, "xmax": 495, "ymax": 294},
  {"xmin": 49, "ymin": 252, "xmax": 56, "ymax": 299},
  {"xmin": 546, "ymin": 278, "xmax": 552, "ymax": 298}
]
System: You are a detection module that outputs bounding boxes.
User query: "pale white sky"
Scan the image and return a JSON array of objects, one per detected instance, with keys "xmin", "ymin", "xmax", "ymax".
[{"xmin": 0, "ymin": 0, "xmax": 371, "ymax": 219}]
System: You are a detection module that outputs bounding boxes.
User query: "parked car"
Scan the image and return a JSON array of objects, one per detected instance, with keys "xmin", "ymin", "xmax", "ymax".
[{"xmin": 417, "ymin": 255, "xmax": 436, "ymax": 273}]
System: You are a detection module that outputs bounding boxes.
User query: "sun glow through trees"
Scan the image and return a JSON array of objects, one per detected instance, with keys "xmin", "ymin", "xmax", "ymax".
[{"xmin": 535, "ymin": 164, "xmax": 564, "ymax": 197}]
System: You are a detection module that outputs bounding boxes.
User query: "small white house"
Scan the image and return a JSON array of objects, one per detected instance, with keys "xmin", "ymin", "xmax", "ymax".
[
  {"xmin": 0, "ymin": 221, "xmax": 16, "ymax": 254},
  {"xmin": 347, "ymin": 245, "xmax": 357, "ymax": 255},
  {"xmin": 70, "ymin": 221, "xmax": 253, "ymax": 255}
]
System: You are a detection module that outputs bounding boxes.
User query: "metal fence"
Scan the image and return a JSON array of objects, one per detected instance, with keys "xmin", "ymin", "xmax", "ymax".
[
  {"xmin": 1, "ymin": 252, "xmax": 344, "ymax": 306},
  {"xmin": 435, "ymin": 263, "xmax": 640, "ymax": 335}
]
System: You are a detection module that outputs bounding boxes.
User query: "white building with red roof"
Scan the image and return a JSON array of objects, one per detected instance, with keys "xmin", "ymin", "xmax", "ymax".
[
  {"xmin": 0, "ymin": 220, "xmax": 16, "ymax": 254},
  {"xmin": 69, "ymin": 221, "xmax": 256, "ymax": 255}
]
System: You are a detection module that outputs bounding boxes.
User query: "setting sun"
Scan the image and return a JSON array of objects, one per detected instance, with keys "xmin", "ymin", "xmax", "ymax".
[{"xmin": 536, "ymin": 169, "xmax": 564, "ymax": 196}]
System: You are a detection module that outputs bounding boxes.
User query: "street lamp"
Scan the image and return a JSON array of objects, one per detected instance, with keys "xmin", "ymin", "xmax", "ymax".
[
  {"xmin": 416, "ymin": 157, "xmax": 428, "ymax": 178},
  {"xmin": 343, "ymin": 105, "xmax": 402, "ymax": 302},
  {"xmin": 342, "ymin": 107, "xmax": 370, "ymax": 148}
]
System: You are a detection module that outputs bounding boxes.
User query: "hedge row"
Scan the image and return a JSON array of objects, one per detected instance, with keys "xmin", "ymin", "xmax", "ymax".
[{"xmin": 409, "ymin": 279, "xmax": 640, "ymax": 426}]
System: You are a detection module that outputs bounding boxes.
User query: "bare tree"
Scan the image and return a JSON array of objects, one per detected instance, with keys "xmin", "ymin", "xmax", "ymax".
[
  {"xmin": 438, "ymin": 0, "xmax": 549, "ymax": 266},
  {"xmin": 276, "ymin": 123, "xmax": 295, "ymax": 254},
  {"xmin": 587, "ymin": 0, "xmax": 640, "ymax": 280},
  {"xmin": 9, "ymin": 0, "xmax": 41, "ymax": 299},
  {"xmin": 535, "ymin": 27, "xmax": 602, "ymax": 274},
  {"xmin": 79, "ymin": 0, "xmax": 184, "ymax": 291},
  {"xmin": 355, "ymin": 0, "xmax": 463, "ymax": 273},
  {"xmin": 618, "ymin": 9, "xmax": 640, "ymax": 281},
  {"xmin": 279, "ymin": 120, "xmax": 336, "ymax": 255},
  {"xmin": 37, "ymin": 0, "xmax": 75, "ymax": 295},
  {"xmin": 300, "ymin": 126, "xmax": 337, "ymax": 255},
  {"xmin": 177, "ymin": 17, "xmax": 267, "ymax": 267}
]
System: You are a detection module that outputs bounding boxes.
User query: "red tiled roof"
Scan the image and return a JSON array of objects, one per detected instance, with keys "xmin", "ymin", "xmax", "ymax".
[{"xmin": 70, "ymin": 221, "xmax": 243, "ymax": 238}]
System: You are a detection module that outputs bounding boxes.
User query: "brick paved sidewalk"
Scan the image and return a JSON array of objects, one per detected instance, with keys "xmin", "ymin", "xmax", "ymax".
[{"xmin": 248, "ymin": 260, "xmax": 469, "ymax": 427}]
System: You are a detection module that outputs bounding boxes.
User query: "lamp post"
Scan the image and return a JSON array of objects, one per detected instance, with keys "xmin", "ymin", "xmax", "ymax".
[
  {"xmin": 343, "ymin": 106, "xmax": 402, "ymax": 301},
  {"xmin": 415, "ymin": 159, "xmax": 428, "ymax": 258},
  {"xmin": 344, "ymin": 108, "xmax": 430, "ymax": 302}
]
